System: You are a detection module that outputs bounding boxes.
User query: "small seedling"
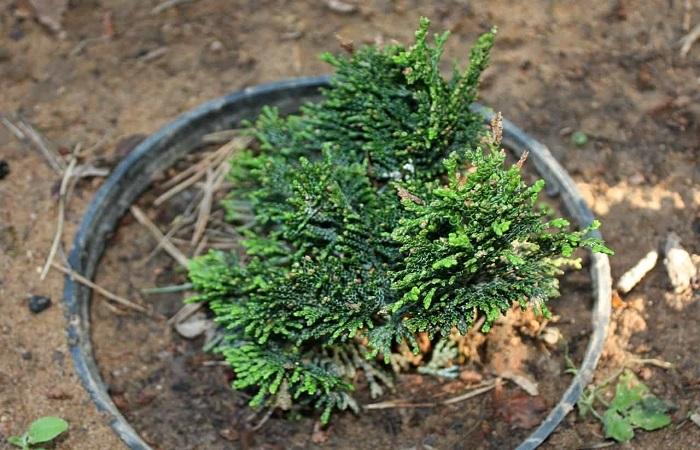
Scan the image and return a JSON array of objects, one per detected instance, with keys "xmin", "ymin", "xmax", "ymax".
[
  {"xmin": 7, "ymin": 416, "xmax": 69, "ymax": 450},
  {"xmin": 571, "ymin": 130, "xmax": 588, "ymax": 146},
  {"xmin": 576, "ymin": 369, "xmax": 671, "ymax": 442}
]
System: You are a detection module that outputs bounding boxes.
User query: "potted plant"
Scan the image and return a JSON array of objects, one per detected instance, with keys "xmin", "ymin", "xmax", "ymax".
[
  {"xmin": 187, "ymin": 17, "xmax": 611, "ymax": 424},
  {"xmin": 63, "ymin": 17, "xmax": 613, "ymax": 450}
]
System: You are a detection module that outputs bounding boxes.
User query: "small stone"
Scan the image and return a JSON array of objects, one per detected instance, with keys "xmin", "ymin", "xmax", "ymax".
[
  {"xmin": 664, "ymin": 232, "xmax": 697, "ymax": 294},
  {"xmin": 0, "ymin": 160, "xmax": 9, "ymax": 180},
  {"xmin": 628, "ymin": 173, "xmax": 645, "ymax": 185},
  {"xmin": 209, "ymin": 40, "xmax": 224, "ymax": 52},
  {"xmin": 28, "ymin": 295, "xmax": 51, "ymax": 313},
  {"xmin": 540, "ymin": 327, "xmax": 563, "ymax": 346},
  {"xmin": 20, "ymin": 351, "xmax": 32, "ymax": 360}
]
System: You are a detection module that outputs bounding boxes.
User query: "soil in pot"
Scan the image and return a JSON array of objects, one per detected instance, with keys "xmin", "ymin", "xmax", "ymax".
[{"xmin": 90, "ymin": 142, "xmax": 595, "ymax": 450}]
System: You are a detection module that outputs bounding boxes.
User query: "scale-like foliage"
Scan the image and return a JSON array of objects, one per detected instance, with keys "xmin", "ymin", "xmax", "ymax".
[{"xmin": 188, "ymin": 18, "xmax": 612, "ymax": 424}]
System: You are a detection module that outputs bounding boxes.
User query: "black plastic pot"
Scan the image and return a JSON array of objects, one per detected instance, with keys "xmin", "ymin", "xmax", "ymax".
[{"xmin": 63, "ymin": 76, "xmax": 612, "ymax": 450}]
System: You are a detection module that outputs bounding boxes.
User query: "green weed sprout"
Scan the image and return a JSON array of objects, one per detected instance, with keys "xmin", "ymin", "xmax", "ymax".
[{"xmin": 7, "ymin": 417, "xmax": 68, "ymax": 450}]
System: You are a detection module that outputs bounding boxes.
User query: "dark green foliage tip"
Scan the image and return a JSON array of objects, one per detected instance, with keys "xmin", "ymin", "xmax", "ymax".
[{"xmin": 188, "ymin": 17, "xmax": 612, "ymax": 424}]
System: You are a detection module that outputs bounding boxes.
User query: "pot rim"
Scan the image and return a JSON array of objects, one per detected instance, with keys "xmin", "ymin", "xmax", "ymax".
[{"xmin": 62, "ymin": 76, "xmax": 611, "ymax": 450}]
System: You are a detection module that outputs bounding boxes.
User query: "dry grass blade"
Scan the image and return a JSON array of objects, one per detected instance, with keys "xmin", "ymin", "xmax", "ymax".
[
  {"xmin": 202, "ymin": 129, "xmax": 242, "ymax": 144},
  {"xmin": 168, "ymin": 302, "xmax": 202, "ymax": 325},
  {"xmin": 40, "ymin": 156, "xmax": 77, "ymax": 280},
  {"xmin": 140, "ymin": 214, "xmax": 196, "ymax": 267},
  {"xmin": 130, "ymin": 205, "xmax": 190, "ymax": 268},
  {"xmin": 440, "ymin": 379, "xmax": 498, "ymax": 405},
  {"xmin": 191, "ymin": 168, "xmax": 214, "ymax": 247},
  {"xmin": 151, "ymin": 0, "xmax": 195, "ymax": 15},
  {"xmin": 627, "ymin": 357, "xmax": 674, "ymax": 370},
  {"xmin": 155, "ymin": 136, "xmax": 251, "ymax": 205},
  {"xmin": 364, "ymin": 379, "xmax": 497, "ymax": 410},
  {"xmin": 680, "ymin": 22, "xmax": 700, "ymax": 58},
  {"xmin": 51, "ymin": 262, "xmax": 148, "ymax": 313},
  {"xmin": 1, "ymin": 114, "xmax": 65, "ymax": 173}
]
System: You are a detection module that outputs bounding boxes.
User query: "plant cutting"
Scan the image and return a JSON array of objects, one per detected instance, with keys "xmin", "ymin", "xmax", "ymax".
[{"xmin": 187, "ymin": 17, "xmax": 613, "ymax": 424}]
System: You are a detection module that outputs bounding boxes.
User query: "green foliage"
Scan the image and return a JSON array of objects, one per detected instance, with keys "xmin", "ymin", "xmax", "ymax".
[
  {"xmin": 8, "ymin": 417, "xmax": 68, "ymax": 450},
  {"xmin": 603, "ymin": 370, "xmax": 671, "ymax": 442},
  {"xmin": 189, "ymin": 17, "xmax": 612, "ymax": 424},
  {"xmin": 576, "ymin": 369, "xmax": 671, "ymax": 443},
  {"xmin": 571, "ymin": 130, "xmax": 588, "ymax": 146}
]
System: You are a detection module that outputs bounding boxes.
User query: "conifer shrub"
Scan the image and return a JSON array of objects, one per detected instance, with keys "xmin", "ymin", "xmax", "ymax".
[{"xmin": 188, "ymin": 18, "xmax": 612, "ymax": 423}]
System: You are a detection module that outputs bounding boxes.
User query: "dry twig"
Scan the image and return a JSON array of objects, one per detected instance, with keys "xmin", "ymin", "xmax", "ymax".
[
  {"xmin": 191, "ymin": 168, "xmax": 214, "ymax": 247},
  {"xmin": 151, "ymin": 0, "xmax": 195, "ymax": 15},
  {"xmin": 130, "ymin": 206, "xmax": 190, "ymax": 268},
  {"xmin": 40, "ymin": 156, "xmax": 77, "ymax": 280},
  {"xmin": 51, "ymin": 262, "xmax": 148, "ymax": 312},
  {"xmin": 155, "ymin": 136, "xmax": 249, "ymax": 205},
  {"xmin": 363, "ymin": 379, "xmax": 497, "ymax": 410},
  {"xmin": 680, "ymin": 22, "xmax": 700, "ymax": 58},
  {"xmin": 0, "ymin": 114, "xmax": 65, "ymax": 173}
]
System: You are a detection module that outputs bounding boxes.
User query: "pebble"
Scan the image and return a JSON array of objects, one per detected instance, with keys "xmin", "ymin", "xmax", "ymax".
[
  {"xmin": 664, "ymin": 232, "xmax": 697, "ymax": 293},
  {"xmin": 209, "ymin": 40, "xmax": 224, "ymax": 52},
  {"xmin": 0, "ymin": 160, "xmax": 9, "ymax": 180},
  {"xmin": 28, "ymin": 295, "xmax": 51, "ymax": 313}
]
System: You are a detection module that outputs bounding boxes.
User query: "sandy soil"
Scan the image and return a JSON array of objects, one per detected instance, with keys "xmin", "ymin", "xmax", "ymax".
[{"xmin": 0, "ymin": 0, "xmax": 698, "ymax": 449}]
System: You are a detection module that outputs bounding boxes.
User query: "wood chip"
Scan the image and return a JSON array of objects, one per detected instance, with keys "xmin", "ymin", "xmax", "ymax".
[
  {"xmin": 680, "ymin": 22, "xmax": 700, "ymax": 58},
  {"xmin": 51, "ymin": 262, "xmax": 148, "ymax": 313},
  {"xmin": 499, "ymin": 370, "xmax": 539, "ymax": 396},
  {"xmin": 617, "ymin": 250, "xmax": 658, "ymax": 294}
]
